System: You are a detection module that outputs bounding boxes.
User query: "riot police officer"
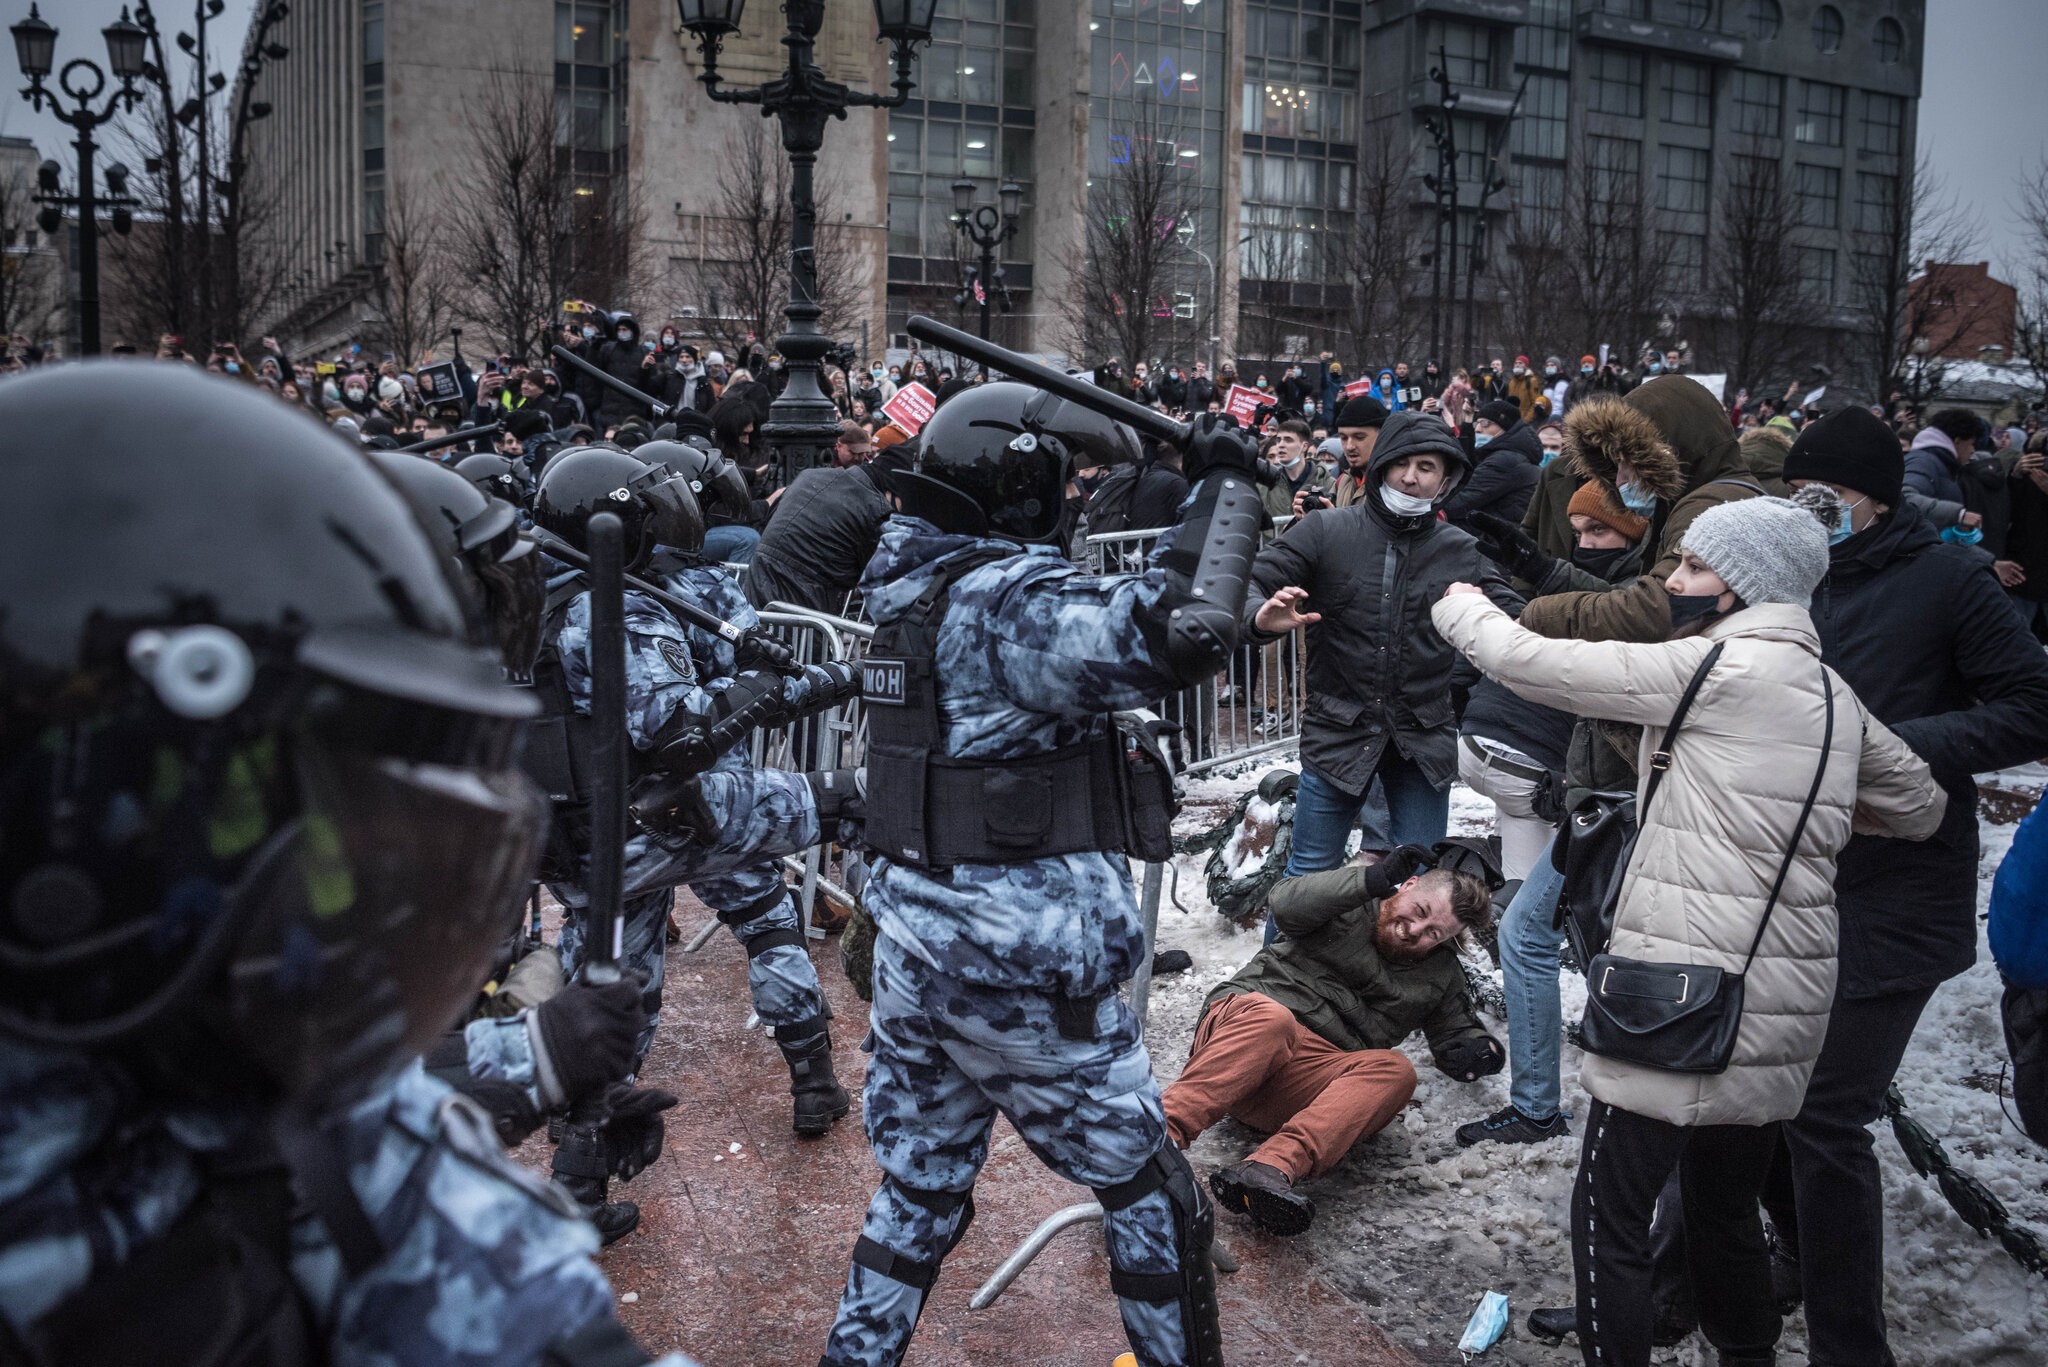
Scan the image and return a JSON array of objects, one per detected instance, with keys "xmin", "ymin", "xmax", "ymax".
[
  {"xmin": 0, "ymin": 363, "xmax": 701, "ymax": 1367},
  {"xmin": 529, "ymin": 448, "xmax": 863, "ymax": 1164},
  {"xmin": 820, "ymin": 382, "xmax": 1260, "ymax": 1367}
]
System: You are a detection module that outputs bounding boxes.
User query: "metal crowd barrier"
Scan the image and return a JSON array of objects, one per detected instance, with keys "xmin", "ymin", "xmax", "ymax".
[{"xmin": 1084, "ymin": 522, "xmax": 1306, "ymax": 777}]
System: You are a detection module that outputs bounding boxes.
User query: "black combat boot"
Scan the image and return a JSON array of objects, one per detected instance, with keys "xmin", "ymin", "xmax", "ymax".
[
  {"xmin": 776, "ymin": 1016, "xmax": 850, "ymax": 1137},
  {"xmin": 552, "ymin": 1120, "xmax": 640, "ymax": 1245}
]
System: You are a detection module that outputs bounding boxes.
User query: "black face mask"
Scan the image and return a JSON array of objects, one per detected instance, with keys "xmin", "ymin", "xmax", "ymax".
[
  {"xmin": 1666, "ymin": 592, "xmax": 1729, "ymax": 630},
  {"xmin": 1571, "ymin": 544, "xmax": 1633, "ymax": 580}
]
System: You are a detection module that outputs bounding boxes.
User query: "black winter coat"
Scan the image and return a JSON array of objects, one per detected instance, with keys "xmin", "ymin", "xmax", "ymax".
[
  {"xmin": 1813, "ymin": 504, "xmax": 2048, "ymax": 998},
  {"xmin": 1444, "ymin": 419, "xmax": 1542, "ymax": 529},
  {"xmin": 1244, "ymin": 411, "xmax": 1516, "ymax": 795},
  {"xmin": 743, "ymin": 463, "xmax": 892, "ymax": 613},
  {"xmin": 594, "ymin": 342, "xmax": 656, "ymax": 427}
]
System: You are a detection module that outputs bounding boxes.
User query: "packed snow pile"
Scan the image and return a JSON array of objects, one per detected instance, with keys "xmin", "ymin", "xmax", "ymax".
[{"xmin": 1140, "ymin": 763, "xmax": 2048, "ymax": 1366}]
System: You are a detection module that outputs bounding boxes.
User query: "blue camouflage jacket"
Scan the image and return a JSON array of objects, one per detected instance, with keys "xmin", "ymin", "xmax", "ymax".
[
  {"xmin": 856, "ymin": 515, "xmax": 1197, "ymax": 997},
  {"xmin": 0, "ymin": 1043, "xmax": 697, "ymax": 1366}
]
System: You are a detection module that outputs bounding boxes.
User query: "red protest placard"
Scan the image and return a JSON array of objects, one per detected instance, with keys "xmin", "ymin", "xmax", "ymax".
[
  {"xmin": 1340, "ymin": 377, "xmax": 1376, "ymax": 399},
  {"xmin": 1222, "ymin": 384, "xmax": 1264, "ymax": 424},
  {"xmin": 880, "ymin": 381, "xmax": 938, "ymax": 437}
]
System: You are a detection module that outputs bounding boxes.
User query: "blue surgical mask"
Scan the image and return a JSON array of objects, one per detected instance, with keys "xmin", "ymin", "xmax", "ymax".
[
  {"xmin": 1539, "ymin": 449, "xmax": 1557, "ymax": 467},
  {"xmin": 223, "ymin": 361, "xmax": 239, "ymax": 374},
  {"xmin": 1617, "ymin": 480, "xmax": 1657, "ymax": 513},
  {"xmin": 1826, "ymin": 494, "xmax": 1868, "ymax": 546},
  {"xmin": 1942, "ymin": 523, "xmax": 1984, "ymax": 546},
  {"xmin": 1580, "ymin": 365, "xmax": 1594, "ymax": 376},
  {"xmin": 1647, "ymin": 361, "xmax": 1665, "ymax": 375},
  {"xmin": 1459, "ymin": 1291, "xmax": 1510, "ymax": 1356},
  {"xmin": 582, "ymin": 326, "xmax": 597, "ymax": 339},
  {"xmin": 1473, "ymin": 433, "xmax": 1493, "ymax": 448}
]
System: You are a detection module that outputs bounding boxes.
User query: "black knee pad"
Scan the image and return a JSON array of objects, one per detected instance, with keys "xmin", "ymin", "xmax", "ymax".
[
  {"xmin": 719, "ymin": 886, "xmax": 794, "ymax": 932},
  {"xmin": 1093, "ymin": 1147, "xmax": 1225, "ymax": 1367}
]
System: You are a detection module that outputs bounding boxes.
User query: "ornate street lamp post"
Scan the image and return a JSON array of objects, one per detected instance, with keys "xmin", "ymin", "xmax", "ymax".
[
  {"xmin": 11, "ymin": 5, "xmax": 147, "ymax": 356},
  {"xmin": 675, "ymin": 0, "xmax": 935, "ymax": 483},
  {"xmin": 948, "ymin": 175, "xmax": 1020, "ymax": 363}
]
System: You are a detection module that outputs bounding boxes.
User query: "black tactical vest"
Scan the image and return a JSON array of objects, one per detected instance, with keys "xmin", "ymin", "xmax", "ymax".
[{"xmin": 862, "ymin": 548, "xmax": 1141, "ymax": 870}]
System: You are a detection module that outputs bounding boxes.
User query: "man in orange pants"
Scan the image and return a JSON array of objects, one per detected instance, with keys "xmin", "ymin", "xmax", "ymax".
[{"xmin": 1164, "ymin": 850, "xmax": 1502, "ymax": 1234}]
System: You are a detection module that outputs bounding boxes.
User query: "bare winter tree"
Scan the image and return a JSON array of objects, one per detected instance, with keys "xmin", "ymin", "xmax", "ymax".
[
  {"xmin": 2013, "ymin": 159, "xmax": 2048, "ymax": 408},
  {"xmin": 1065, "ymin": 101, "xmax": 1203, "ymax": 370},
  {"xmin": 371, "ymin": 172, "xmax": 457, "ymax": 368},
  {"xmin": 1847, "ymin": 158, "xmax": 1991, "ymax": 408},
  {"xmin": 1557, "ymin": 147, "xmax": 1668, "ymax": 361},
  {"xmin": 704, "ymin": 121, "xmax": 865, "ymax": 359},
  {"xmin": 444, "ymin": 66, "xmax": 579, "ymax": 357},
  {"xmin": 1496, "ymin": 209, "xmax": 1572, "ymax": 371},
  {"xmin": 0, "ymin": 161, "xmax": 65, "ymax": 346},
  {"xmin": 1335, "ymin": 121, "xmax": 1425, "ymax": 368},
  {"xmin": 1709, "ymin": 155, "xmax": 1807, "ymax": 396},
  {"xmin": 105, "ymin": 0, "xmax": 297, "ymax": 349}
]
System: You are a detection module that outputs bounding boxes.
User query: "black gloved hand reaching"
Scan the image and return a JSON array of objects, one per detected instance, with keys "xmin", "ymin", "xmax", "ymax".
[
  {"xmin": 1468, "ymin": 511, "xmax": 1554, "ymax": 586},
  {"xmin": 603, "ymin": 1082, "xmax": 680, "ymax": 1181},
  {"xmin": 532, "ymin": 974, "xmax": 645, "ymax": 1108},
  {"xmin": 1183, "ymin": 412, "xmax": 1259, "ymax": 482},
  {"xmin": 1435, "ymin": 1034, "xmax": 1506, "ymax": 1082},
  {"xmin": 1363, "ymin": 843, "xmax": 1437, "ymax": 899}
]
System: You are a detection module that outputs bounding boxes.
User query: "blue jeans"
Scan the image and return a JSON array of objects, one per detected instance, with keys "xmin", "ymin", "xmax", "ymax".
[
  {"xmin": 1269, "ymin": 750, "xmax": 1449, "ymax": 943},
  {"xmin": 1497, "ymin": 834, "xmax": 1568, "ymax": 1119},
  {"xmin": 702, "ymin": 523, "xmax": 760, "ymax": 565}
]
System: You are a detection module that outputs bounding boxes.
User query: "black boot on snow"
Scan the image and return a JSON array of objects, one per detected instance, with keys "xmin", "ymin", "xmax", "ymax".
[
  {"xmin": 1527, "ymin": 1308, "xmax": 1576, "ymax": 1342},
  {"xmin": 553, "ymin": 1121, "xmax": 640, "ymax": 1246},
  {"xmin": 1766, "ymin": 1222, "xmax": 1803, "ymax": 1313},
  {"xmin": 1209, "ymin": 1159, "xmax": 1316, "ymax": 1236},
  {"xmin": 777, "ymin": 1016, "xmax": 850, "ymax": 1137}
]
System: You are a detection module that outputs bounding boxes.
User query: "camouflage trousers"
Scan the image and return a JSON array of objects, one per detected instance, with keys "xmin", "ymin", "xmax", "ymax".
[
  {"xmin": 555, "ymin": 765, "xmax": 825, "ymax": 1060},
  {"xmin": 822, "ymin": 932, "xmax": 1190, "ymax": 1366}
]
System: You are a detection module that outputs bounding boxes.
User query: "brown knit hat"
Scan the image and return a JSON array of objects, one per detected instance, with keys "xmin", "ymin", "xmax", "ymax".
[{"xmin": 1567, "ymin": 480, "xmax": 1650, "ymax": 542}]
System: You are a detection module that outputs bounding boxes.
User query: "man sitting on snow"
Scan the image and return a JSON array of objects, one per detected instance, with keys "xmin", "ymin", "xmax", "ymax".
[{"xmin": 1164, "ymin": 848, "xmax": 1501, "ymax": 1236}]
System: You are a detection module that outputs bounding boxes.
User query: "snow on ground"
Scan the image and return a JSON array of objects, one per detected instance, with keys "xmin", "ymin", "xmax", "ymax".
[{"xmin": 1141, "ymin": 757, "xmax": 2048, "ymax": 1366}]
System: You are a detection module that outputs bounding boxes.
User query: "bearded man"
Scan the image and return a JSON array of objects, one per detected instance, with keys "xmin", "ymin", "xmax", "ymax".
[{"xmin": 1163, "ymin": 848, "xmax": 1498, "ymax": 1235}]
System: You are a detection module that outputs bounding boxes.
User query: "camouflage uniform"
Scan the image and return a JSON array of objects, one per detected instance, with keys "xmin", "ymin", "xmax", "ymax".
[
  {"xmin": 548, "ymin": 569, "xmax": 831, "ymax": 1056},
  {"xmin": 821, "ymin": 518, "xmax": 1204, "ymax": 1367},
  {"xmin": 0, "ymin": 1041, "xmax": 699, "ymax": 1366}
]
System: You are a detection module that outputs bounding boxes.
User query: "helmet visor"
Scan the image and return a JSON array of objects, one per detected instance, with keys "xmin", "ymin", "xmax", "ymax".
[
  {"xmin": 225, "ymin": 734, "xmax": 547, "ymax": 1106},
  {"xmin": 478, "ymin": 534, "xmax": 544, "ymax": 683},
  {"xmin": 635, "ymin": 466, "xmax": 706, "ymax": 557}
]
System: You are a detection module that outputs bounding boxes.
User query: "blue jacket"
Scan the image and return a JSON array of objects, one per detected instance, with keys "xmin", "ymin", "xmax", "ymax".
[{"xmin": 1991, "ymin": 799, "xmax": 2048, "ymax": 990}]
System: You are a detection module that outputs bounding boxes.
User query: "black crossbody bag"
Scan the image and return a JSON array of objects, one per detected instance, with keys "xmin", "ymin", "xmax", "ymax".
[
  {"xmin": 1553, "ymin": 644, "xmax": 1724, "ymax": 967},
  {"xmin": 1580, "ymin": 661, "xmax": 1836, "ymax": 1075}
]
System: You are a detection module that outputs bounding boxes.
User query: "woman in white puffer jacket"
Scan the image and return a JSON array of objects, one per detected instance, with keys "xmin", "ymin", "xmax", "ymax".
[{"xmin": 1432, "ymin": 491, "xmax": 1945, "ymax": 1367}]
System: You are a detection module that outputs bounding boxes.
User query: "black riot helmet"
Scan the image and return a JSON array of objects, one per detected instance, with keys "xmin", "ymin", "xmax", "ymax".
[
  {"xmin": 453, "ymin": 450, "xmax": 534, "ymax": 508},
  {"xmin": 632, "ymin": 437, "xmax": 751, "ymax": 527},
  {"xmin": 370, "ymin": 451, "xmax": 546, "ymax": 683},
  {"xmin": 533, "ymin": 445, "xmax": 704, "ymax": 570},
  {"xmin": 889, "ymin": 381, "xmax": 1142, "ymax": 544},
  {"xmin": 0, "ymin": 363, "xmax": 547, "ymax": 1107}
]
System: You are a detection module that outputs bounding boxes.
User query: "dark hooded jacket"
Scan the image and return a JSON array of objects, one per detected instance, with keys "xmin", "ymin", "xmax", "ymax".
[
  {"xmin": 1243, "ymin": 411, "xmax": 1516, "ymax": 795},
  {"xmin": 1444, "ymin": 417, "xmax": 1542, "ymax": 529},
  {"xmin": 1520, "ymin": 376, "xmax": 1762, "ymax": 643},
  {"xmin": 1738, "ymin": 425, "xmax": 1795, "ymax": 498},
  {"xmin": 742, "ymin": 461, "xmax": 893, "ymax": 613},
  {"xmin": 1813, "ymin": 503, "xmax": 2048, "ymax": 997},
  {"xmin": 593, "ymin": 316, "xmax": 655, "ymax": 429}
]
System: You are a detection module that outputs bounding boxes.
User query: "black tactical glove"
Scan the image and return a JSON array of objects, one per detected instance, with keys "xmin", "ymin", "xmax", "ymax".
[
  {"xmin": 628, "ymin": 771, "xmax": 720, "ymax": 846},
  {"xmin": 807, "ymin": 659, "xmax": 861, "ymax": 707},
  {"xmin": 1435, "ymin": 1034, "xmax": 1507, "ymax": 1082},
  {"xmin": 1363, "ymin": 843, "xmax": 1436, "ymax": 899},
  {"xmin": 735, "ymin": 628, "xmax": 801, "ymax": 677},
  {"xmin": 1468, "ymin": 511, "xmax": 1555, "ymax": 586},
  {"xmin": 1183, "ymin": 411, "xmax": 1259, "ymax": 482},
  {"xmin": 602, "ymin": 1082, "xmax": 680, "ymax": 1181},
  {"xmin": 533, "ymin": 974, "xmax": 645, "ymax": 1107}
]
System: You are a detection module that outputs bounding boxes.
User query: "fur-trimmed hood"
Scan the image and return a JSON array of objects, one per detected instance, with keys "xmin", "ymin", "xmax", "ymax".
[{"xmin": 1566, "ymin": 375, "xmax": 1750, "ymax": 500}]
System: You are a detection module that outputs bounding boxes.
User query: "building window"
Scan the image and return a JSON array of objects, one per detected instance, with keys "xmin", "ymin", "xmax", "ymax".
[
  {"xmin": 1435, "ymin": 21, "xmax": 1493, "ymax": 88},
  {"xmin": 1243, "ymin": 81, "xmax": 1356, "ymax": 140},
  {"xmin": 1514, "ymin": 18, "xmax": 1570, "ymax": 73},
  {"xmin": 1794, "ymin": 80, "xmax": 1844, "ymax": 146},
  {"xmin": 1517, "ymin": 162, "xmax": 1566, "ymax": 213},
  {"xmin": 1589, "ymin": 136, "xmax": 1642, "ymax": 202},
  {"xmin": 1664, "ymin": 0, "xmax": 1710, "ymax": 29},
  {"xmin": 1795, "ymin": 163, "xmax": 1840, "ymax": 228},
  {"xmin": 1855, "ymin": 171, "xmax": 1897, "ymax": 234},
  {"xmin": 1512, "ymin": 71, "xmax": 1570, "ymax": 160},
  {"xmin": 1730, "ymin": 69, "xmax": 1781, "ymax": 136},
  {"xmin": 362, "ymin": 1, "xmax": 385, "ymax": 261},
  {"xmin": 1797, "ymin": 245, "xmax": 1836, "ymax": 302},
  {"xmin": 1860, "ymin": 92, "xmax": 1904, "ymax": 156},
  {"xmin": 1658, "ymin": 144, "xmax": 1709, "ymax": 214},
  {"xmin": 1812, "ymin": 4, "xmax": 1843, "ymax": 54},
  {"xmin": 1603, "ymin": 0, "xmax": 1649, "ymax": 17},
  {"xmin": 1588, "ymin": 48, "xmax": 1644, "ymax": 118},
  {"xmin": 1659, "ymin": 229, "xmax": 1706, "ymax": 277},
  {"xmin": 1661, "ymin": 60, "xmax": 1713, "ymax": 128},
  {"xmin": 1873, "ymin": 16, "xmax": 1905, "ymax": 64},
  {"xmin": 1744, "ymin": 0, "xmax": 1780, "ymax": 39},
  {"xmin": 555, "ymin": 1, "xmax": 627, "ymax": 178}
]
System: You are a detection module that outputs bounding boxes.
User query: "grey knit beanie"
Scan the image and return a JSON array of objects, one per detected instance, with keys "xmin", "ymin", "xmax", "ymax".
[{"xmin": 1680, "ymin": 496, "xmax": 1831, "ymax": 607}]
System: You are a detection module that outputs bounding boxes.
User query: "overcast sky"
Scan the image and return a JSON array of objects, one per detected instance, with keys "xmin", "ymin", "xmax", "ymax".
[{"xmin": 3, "ymin": 0, "xmax": 2044, "ymax": 274}]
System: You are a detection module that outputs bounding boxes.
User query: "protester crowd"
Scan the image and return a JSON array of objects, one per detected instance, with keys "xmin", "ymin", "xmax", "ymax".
[{"xmin": 4, "ymin": 297, "xmax": 2048, "ymax": 1367}]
